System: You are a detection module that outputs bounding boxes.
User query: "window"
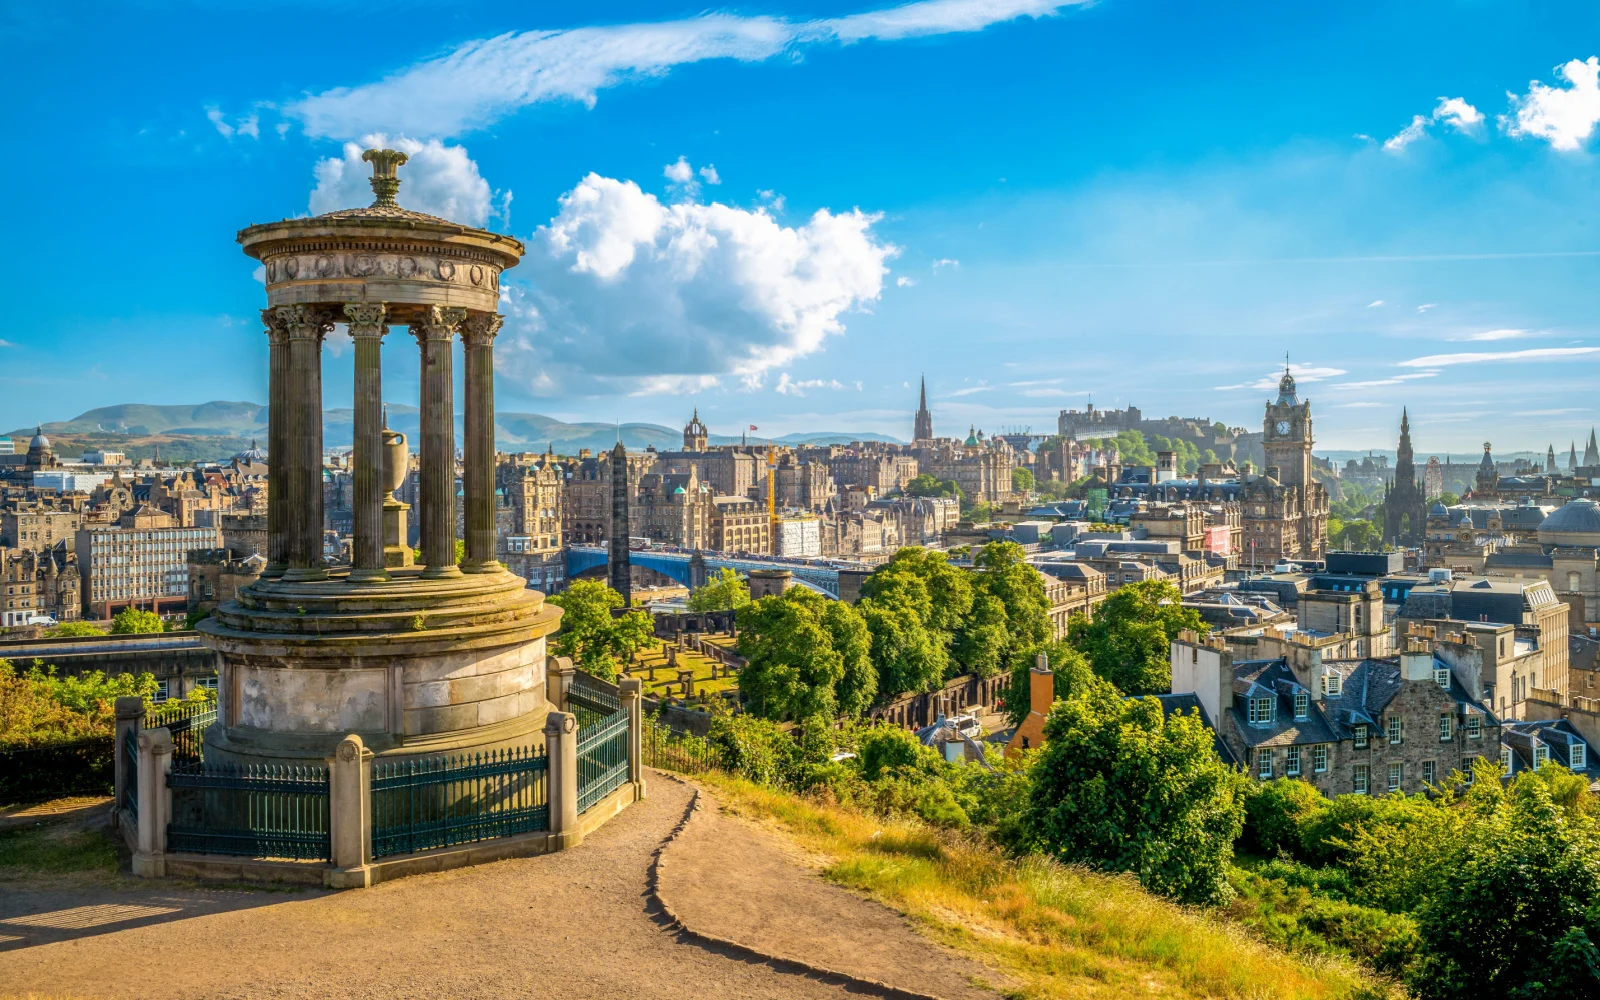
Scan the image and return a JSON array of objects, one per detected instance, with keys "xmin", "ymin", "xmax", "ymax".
[
  {"xmin": 1313, "ymin": 744, "xmax": 1328, "ymax": 772},
  {"xmin": 1534, "ymin": 743, "xmax": 1549, "ymax": 768},
  {"xmin": 153, "ymin": 680, "xmax": 170, "ymax": 704},
  {"xmin": 1249, "ymin": 697, "xmax": 1275, "ymax": 725},
  {"xmin": 198, "ymin": 674, "xmax": 218, "ymax": 692},
  {"xmin": 1324, "ymin": 671, "xmax": 1343, "ymax": 697},
  {"xmin": 1353, "ymin": 764, "xmax": 1369, "ymax": 794},
  {"xmin": 1573, "ymin": 742, "xmax": 1588, "ymax": 770},
  {"xmin": 1434, "ymin": 667, "xmax": 1451, "ymax": 690},
  {"xmin": 1501, "ymin": 746, "xmax": 1513, "ymax": 771},
  {"xmin": 1388, "ymin": 717, "xmax": 1403, "ymax": 744},
  {"xmin": 1467, "ymin": 716, "xmax": 1482, "ymax": 740},
  {"xmin": 1440, "ymin": 714, "xmax": 1453, "ymax": 741},
  {"xmin": 1388, "ymin": 762, "xmax": 1403, "ymax": 792},
  {"xmin": 1294, "ymin": 693, "xmax": 1309, "ymax": 720},
  {"xmin": 1354, "ymin": 724, "xmax": 1369, "ymax": 749},
  {"xmin": 1286, "ymin": 746, "xmax": 1302, "ymax": 775},
  {"xmin": 1422, "ymin": 761, "xmax": 1435, "ymax": 786},
  {"xmin": 1257, "ymin": 748, "xmax": 1273, "ymax": 778}
]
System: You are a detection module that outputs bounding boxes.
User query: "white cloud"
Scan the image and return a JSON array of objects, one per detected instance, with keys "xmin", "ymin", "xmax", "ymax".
[
  {"xmin": 896, "ymin": 275, "xmax": 915, "ymax": 287},
  {"xmin": 1416, "ymin": 303, "xmax": 1436, "ymax": 313},
  {"xmin": 1367, "ymin": 300, "xmax": 1384, "ymax": 308},
  {"xmin": 698, "ymin": 164, "xmax": 721, "ymax": 185},
  {"xmin": 207, "ymin": 107, "xmax": 232, "ymax": 138},
  {"xmin": 1383, "ymin": 97, "xmax": 1482, "ymax": 152},
  {"xmin": 208, "ymin": 106, "xmax": 261, "ymax": 141},
  {"xmin": 1398, "ymin": 346, "xmax": 1600, "ymax": 367},
  {"xmin": 284, "ymin": 0, "xmax": 1085, "ymax": 139},
  {"xmin": 0, "ymin": 339, "xmax": 14, "ymax": 348},
  {"xmin": 1214, "ymin": 364, "xmax": 1347, "ymax": 391},
  {"xmin": 498, "ymin": 172, "xmax": 895, "ymax": 396},
  {"xmin": 1458, "ymin": 328, "xmax": 1528, "ymax": 342},
  {"xmin": 946, "ymin": 384, "xmax": 992, "ymax": 397},
  {"xmin": 1383, "ymin": 115, "xmax": 1428, "ymax": 152},
  {"xmin": 775, "ymin": 374, "xmax": 850, "ymax": 395},
  {"xmin": 663, "ymin": 157, "xmax": 694, "ymax": 184},
  {"xmin": 1009, "ymin": 378, "xmax": 1063, "ymax": 387},
  {"xmin": 932, "ymin": 258, "xmax": 960, "ymax": 268},
  {"xmin": 310, "ymin": 135, "xmax": 505, "ymax": 227},
  {"xmin": 1505, "ymin": 57, "xmax": 1600, "ymax": 151},
  {"xmin": 1331, "ymin": 372, "xmax": 1440, "ymax": 388}
]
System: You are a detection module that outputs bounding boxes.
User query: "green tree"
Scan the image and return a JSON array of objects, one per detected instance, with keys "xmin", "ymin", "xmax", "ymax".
[
  {"xmin": 687, "ymin": 567, "xmax": 751, "ymax": 613},
  {"xmin": 1438, "ymin": 491, "xmax": 1460, "ymax": 507},
  {"xmin": 43, "ymin": 621, "xmax": 107, "ymax": 638},
  {"xmin": 964, "ymin": 501, "xmax": 993, "ymax": 522},
  {"xmin": 110, "ymin": 608, "xmax": 165, "ymax": 635},
  {"xmin": 1026, "ymin": 678, "xmax": 1246, "ymax": 905},
  {"xmin": 546, "ymin": 580, "xmax": 657, "ymax": 681},
  {"xmin": 1336, "ymin": 519, "xmax": 1381, "ymax": 551},
  {"xmin": 736, "ymin": 589, "xmax": 874, "ymax": 721},
  {"xmin": 999, "ymin": 638, "xmax": 1094, "ymax": 728},
  {"xmin": 1242, "ymin": 777, "xmax": 1328, "ymax": 857},
  {"xmin": 1067, "ymin": 579, "xmax": 1205, "ymax": 694},
  {"xmin": 904, "ymin": 474, "xmax": 961, "ymax": 499},
  {"xmin": 862, "ymin": 548, "xmax": 974, "ymax": 635},
  {"xmin": 967, "ymin": 541, "xmax": 1051, "ymax": 671},
  {"xmin": 1411, "ymin": 772, "xmax": 1600, "ymax": 999},
  {"xmin": 1012, "ymin": 467, "xmax": 1035, "ymax": 493},
  {"xmin": 859, "ymin": 598, "xmax": 947, "ymax": 698}
]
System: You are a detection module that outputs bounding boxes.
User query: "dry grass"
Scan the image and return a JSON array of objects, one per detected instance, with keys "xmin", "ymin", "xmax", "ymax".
[{"xmin": 704, "ymin": 774, "xmax": 1390, "ymax": 1000}]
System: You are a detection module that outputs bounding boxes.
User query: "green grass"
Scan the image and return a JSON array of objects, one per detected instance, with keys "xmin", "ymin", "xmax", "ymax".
[
  {"xmin": 704, "ymin": 774, "xmax": 1394, "ymax": 1000},
  {"xmin": 0, "ymin": 823, "xmax": 120, "ymax": 876}
]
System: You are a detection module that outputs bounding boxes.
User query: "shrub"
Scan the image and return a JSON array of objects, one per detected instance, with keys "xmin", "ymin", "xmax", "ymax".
[{"xmin": 1243, "ymin": 777, "xmax": 1327, "ymax": 857}]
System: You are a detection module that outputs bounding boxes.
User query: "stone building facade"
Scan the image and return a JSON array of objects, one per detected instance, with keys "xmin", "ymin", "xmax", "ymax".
[{"xmin": 1241, "ymin": 370, "xmax": 1329, "ymax": 567}]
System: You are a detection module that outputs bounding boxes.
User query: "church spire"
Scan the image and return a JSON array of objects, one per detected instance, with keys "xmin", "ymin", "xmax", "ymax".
[{"xmin": 913, "ymin": 374, "xmax": 934, "ymax": 442}]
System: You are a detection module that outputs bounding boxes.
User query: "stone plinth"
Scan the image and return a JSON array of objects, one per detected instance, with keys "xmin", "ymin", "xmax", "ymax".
[{"xmin": 199, "ymin": 568, "xmax": 561, "ymax": 766}]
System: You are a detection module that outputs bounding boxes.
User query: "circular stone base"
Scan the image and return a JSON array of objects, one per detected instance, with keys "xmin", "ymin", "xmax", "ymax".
[{"xmin": 195, "ymin": 568, "xmax": 563, "ymax": 768}]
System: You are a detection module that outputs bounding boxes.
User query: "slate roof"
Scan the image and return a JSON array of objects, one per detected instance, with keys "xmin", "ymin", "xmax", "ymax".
[
  {"xmin": 1570, "ymin": 634, "xmax": 1600, "ymax": 674},
  {"xmin": 1152, "ymin": 693, "xmax": 1237, "ymax": 766},
  {"xmin": 1501, "ymin": 719, "xmax": 1598, "ymax": 781}
]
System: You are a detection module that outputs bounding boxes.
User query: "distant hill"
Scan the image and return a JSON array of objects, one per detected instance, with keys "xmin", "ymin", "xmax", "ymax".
[{"xmin": 9, "ymin": 402, "xmax": 901, "ymax": 458}]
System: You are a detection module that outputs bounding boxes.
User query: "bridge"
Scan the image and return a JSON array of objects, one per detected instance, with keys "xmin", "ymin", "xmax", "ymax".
[{"xmin": 565, "ymin": 546, "xmax": 863, "ymax": 599}]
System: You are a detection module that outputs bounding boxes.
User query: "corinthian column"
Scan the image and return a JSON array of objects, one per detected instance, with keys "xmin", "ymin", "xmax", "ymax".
[
  {"xmin": 414, "ymin": 306, "xmax": 467, "ymax": 578},
  {"xmin": 277, "ymin": 304, "xmax": 333, "ymax": 582},
  {"xmin": 261, "ymin": 309, "xmax": 290, "ymax": 580},
  {"xmin": 460, "ymin": 312, "xmax": 504, "ymax": 574},
  {"xmin": 345, "ymin": 303, "xmax": 389, "ymax": 582}
]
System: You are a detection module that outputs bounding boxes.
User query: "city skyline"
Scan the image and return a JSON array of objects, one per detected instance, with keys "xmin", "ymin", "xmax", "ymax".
[{"xmin": 6, "ymin": 1, "xmax": 1600, "ymax": 450}]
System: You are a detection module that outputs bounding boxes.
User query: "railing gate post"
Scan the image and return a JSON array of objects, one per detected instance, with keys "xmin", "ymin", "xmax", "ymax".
[
  {"xmin": 544, "ymin": 711, "xmax": 579, "ymax": 850},
  {"xmin": 329, "ymin": 734, "xmax": 373, "ymax": 888},
  {"xmin": 113, "ymin": 696, "xmax": 144, "ymax": 830},
  {"xmin": 618, "ymin": 678, "xmax": 645, "ymax": 801},
  {"xmin": 133, "ymin": 727, "xmax": 172, "ymax": 877},
  {"xmin": 547, "ymin": 656, "xmax": 577, "ymax": 714}
]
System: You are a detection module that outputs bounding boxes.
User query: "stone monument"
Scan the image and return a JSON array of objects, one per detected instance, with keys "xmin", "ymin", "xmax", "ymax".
[{"xmin": 200, "ymin": 149, "xmax": 562, "ymax": 766}]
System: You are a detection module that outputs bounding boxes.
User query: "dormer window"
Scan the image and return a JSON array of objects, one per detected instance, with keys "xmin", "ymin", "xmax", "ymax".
[
  {"xmin": 1249, "ymin": 697, "xmax": 1276, "ymax": 725},
  {"xmin": 1323, "ymin": 671, "xmax": 1343, "ymax": 697},
  {"xmin": 1354, "ymin": 724, "xmax": 1369, "ymax": 748},
  {"xmin": 1573, "ymin": 742, "xmax": 1588, "ymax": 770},
  {"xmin": 1293, "ymin": 693, "xmax": 1309, "ymax": 720},
  {"xmin": 1534, "ymin": 743, "xmax": 1549, "ymax": 768},
  {"xmin": 1434, "ymin": 667, "xmax": 1450, "ymax": 690}
]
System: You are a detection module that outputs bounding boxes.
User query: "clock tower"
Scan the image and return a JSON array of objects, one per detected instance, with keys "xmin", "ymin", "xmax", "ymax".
[{"xmin": 1262, "ymin": 368, "xmax": 1312, "ymax": 487}]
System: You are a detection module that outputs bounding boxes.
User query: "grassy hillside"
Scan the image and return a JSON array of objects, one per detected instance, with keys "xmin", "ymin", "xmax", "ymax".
[{"xmin": 705, "ymin": 774, "xmax": 1389, "ymax": 1000}]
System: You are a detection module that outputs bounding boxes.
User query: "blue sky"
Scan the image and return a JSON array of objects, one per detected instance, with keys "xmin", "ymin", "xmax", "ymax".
[{"xmin": 5, "ymin": 0, "xmax": 1600, "ymax": 455}]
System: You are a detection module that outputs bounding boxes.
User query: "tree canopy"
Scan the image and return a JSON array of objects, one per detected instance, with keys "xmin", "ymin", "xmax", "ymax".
[
  {"xmin": 736, "ymin": 588, "xmax": 876, "ymax": 721},
  {"xmin": 1011, "ymin": 467, "xmax": 1035, "ymax": 493},
  {"xmin": 687, "ymin": 566, "xmax": 750, "ymax": 613},
  {"xmin": 1026, "ymin": 678, "xmax": 1245, "ymax": 906},
  {"xmin": 904, "ymin": 474, "xmax": 961, "ymax": 499},
  {"xmin": 110, "ymin": 608, "xmax": 164, "ymax": 635},
  {"xmin": 546, "ymin": 580, "xmax": 657, "ymax": 681},
  {"xmin": 1067, "ymin": 579, "xmax": 1205, "ymax": 695},
  {"xmin": 43, "ymin": 621, "xmax": 107, "ymax": 638}
]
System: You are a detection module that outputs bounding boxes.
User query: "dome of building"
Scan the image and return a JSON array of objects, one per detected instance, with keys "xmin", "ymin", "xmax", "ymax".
[
  {"xmin": 1537, "ymin": 497, "xmax": 1600, "ymax": 547},
  {"xmin": 29, "ymin": 426, "xmax": 49, "ymax": 450},
  {"xmin": 1276, "ymin": 369, "xmax": 1297, "ymax": 405},
  {"xmin": 233, "ymin": 439, "xmax": 267, "ymax": 464},
  {"xmin": 1430, "ymin": 501, "xmax": 1449, "ymax": 517}
]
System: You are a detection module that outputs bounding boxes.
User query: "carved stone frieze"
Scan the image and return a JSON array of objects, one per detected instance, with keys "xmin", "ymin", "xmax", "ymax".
[{"xmin": 263, "ymin": 251, "xmax": 502, "ymax": 290}]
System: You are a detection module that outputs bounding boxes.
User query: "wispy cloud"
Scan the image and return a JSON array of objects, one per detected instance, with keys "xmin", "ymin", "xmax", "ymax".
[
  {"xmin": 1514, "ymin": 407, "xmax": 1585, "ymax": 416},
  {"xmin": 896, "ymin": 275, "xmax": 916, "ymax": 287},
  {"xmin": 775, "ymin": 373, "xmax": 854, "ymax": 395},
  {"xmin": 1383, "ymin": 96, "xmax": 1483, "ymax": 152},
  {"xmin": 932, "ymin": 257, "xmax": 961, "ymax": 269},
  {"xmin": 1330, "ymin": 372, "xmax": 1440, "ymax": 388},
  {"xmin": 1367, "ymin": 300, "xmax": 1384, "ymax": 308},
  {"xmin": 1214, "ymin": 364, "xmax": 1347, "ymax": 391},
  {"xmin": 285, "ymin": 0, "xmax": 1085, "ymax": 138},
  {"xmin": 1398, "ymin": 346, "xmax": 1600, "ymax": 368},
  {"xmin": 1455, "ymin": 328, "xmax": 1529, "ymax": 342},
  {"xmin": 1008, "ymin": 378, "xmax": 1063, "ymax": 387},
  {"xmin": 947, "ymin": 383, "xmax": 993, "ymax": 397},
  {"xmin": 1505, "ymin": 56, "xmax": 1600, "ymax": 151},
  {"xmin": 1416, "ymin": 303, "xmax": 1437, "ymax": 314},
  {"xmin": 0, "ymin": 339, "xmax": 14, "ymax": 348}
]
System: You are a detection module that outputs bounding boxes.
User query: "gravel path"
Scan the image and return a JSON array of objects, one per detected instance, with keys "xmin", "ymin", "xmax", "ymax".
[{"xmin": 0, "ymin": 775, "xmax": 979, "ymax": 1000}]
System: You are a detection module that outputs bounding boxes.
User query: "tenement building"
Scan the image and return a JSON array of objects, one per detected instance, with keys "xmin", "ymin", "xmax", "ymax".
[{"xmin": 1172, "ymin": 628, "xmax": 1504, "ymax": 797}]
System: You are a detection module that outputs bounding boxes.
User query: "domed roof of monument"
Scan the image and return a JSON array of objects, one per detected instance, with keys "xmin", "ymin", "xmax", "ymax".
[
  {"xmin": 1430, "ymin": 501, "xmax": 1449, "ymax": 517},
  {"xmin": 1276, "ymin": 367, "xmax": 1297, "ymax": 405},
  {"xmin": 29, "ymin": 426, "xmax": 49, "ymax": 449},
  {"xmin": 233, "ymin": 439, "xmax": 267, "ymax": 464},
  {"xmin": 1538, "ymin": 497, "xmax": 1600, "ymax": 545}
]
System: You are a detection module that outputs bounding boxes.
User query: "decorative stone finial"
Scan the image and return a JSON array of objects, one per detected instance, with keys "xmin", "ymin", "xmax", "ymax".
[{"xmin": 361, "ymin": 148, "xmax": 409, "ymax": 208}]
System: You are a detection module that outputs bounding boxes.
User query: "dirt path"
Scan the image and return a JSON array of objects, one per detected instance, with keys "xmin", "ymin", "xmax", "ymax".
[
  {"xmin": 0, "ymin": 775, "xmax": 991, "ymax": 1000},
  {"xmin": 654, "ymin": 781, "xmax": 1002, "ymax": 1000}
]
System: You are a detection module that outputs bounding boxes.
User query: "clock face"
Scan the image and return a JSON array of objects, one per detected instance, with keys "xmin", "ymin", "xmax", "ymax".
[{"xmin": 1275, "ymin": 420, "xmax": 1291, "ymax": 435}]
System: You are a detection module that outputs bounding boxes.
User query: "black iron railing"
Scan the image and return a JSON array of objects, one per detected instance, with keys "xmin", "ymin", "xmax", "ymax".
[
  {"xmin": 371, "ymin": 747, "xmax": 549, "ymax": 859},
  {"xmin": 167, "ymin": 762, "xmax": 330, "ymax": 861}
]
